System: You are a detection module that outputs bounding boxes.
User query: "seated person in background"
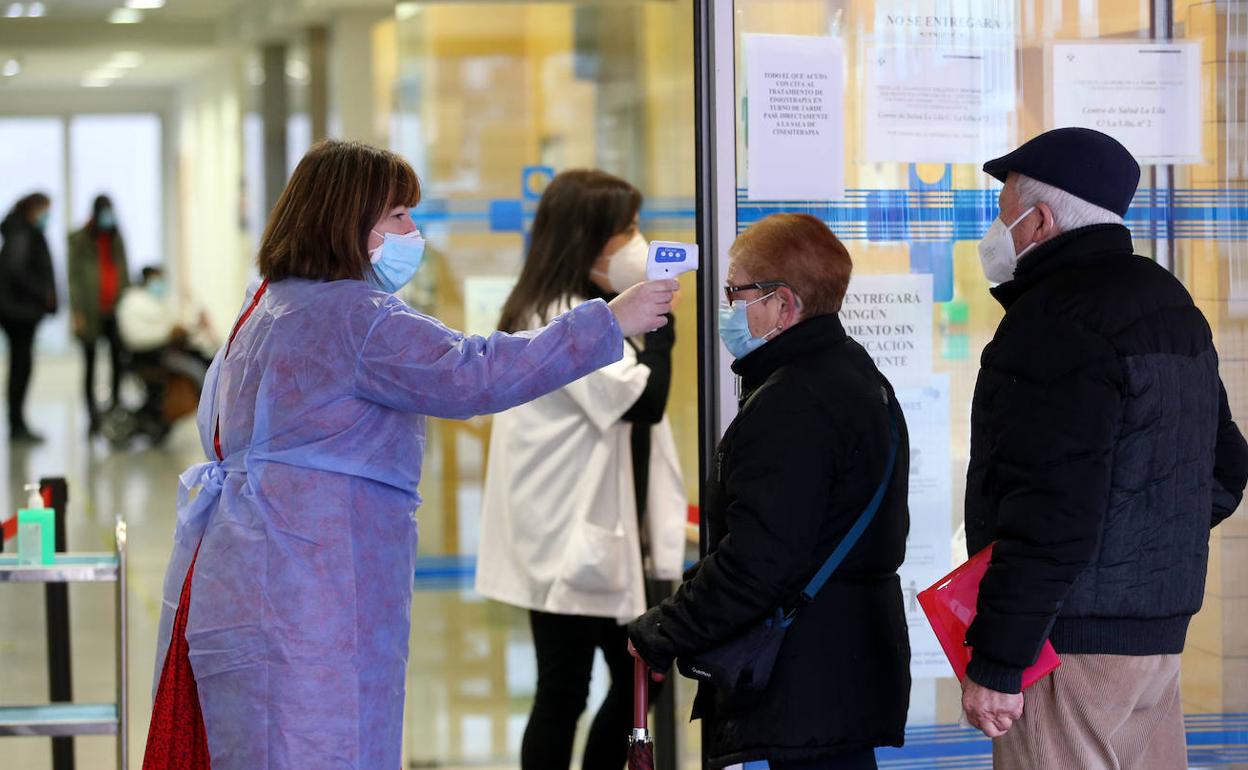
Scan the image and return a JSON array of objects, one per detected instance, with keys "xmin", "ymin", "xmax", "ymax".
[
  {"xmin": 117, "ymin": 267, "xmax": 214, "ymax": 375},
  {"xmin": 116, "ymin": 267, "xmax": 215, "ymax": 433}
]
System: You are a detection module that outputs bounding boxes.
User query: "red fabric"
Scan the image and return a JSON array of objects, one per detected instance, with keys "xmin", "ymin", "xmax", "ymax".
[
  {"xmin": 97, "ymin": 233, "xmax": 119, "ymax": 315},
  {"xmin": 142, "ymin": 552, "xmax": 211, "ymax": 770},
  {"xmin": 213, "ymin": 279, "xmax": 269, "ymax": 462}
]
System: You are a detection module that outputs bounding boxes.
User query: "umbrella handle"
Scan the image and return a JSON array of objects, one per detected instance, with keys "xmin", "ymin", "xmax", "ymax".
[{"xmin": 634, "ymin": 655, "xmax": 649, "ymax": 730}]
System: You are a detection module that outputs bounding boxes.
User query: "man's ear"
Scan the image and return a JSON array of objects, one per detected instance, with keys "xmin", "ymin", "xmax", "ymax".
[{"xmin": 1034, "ymin": 202, "xmax": 1059, "ymax": 242}]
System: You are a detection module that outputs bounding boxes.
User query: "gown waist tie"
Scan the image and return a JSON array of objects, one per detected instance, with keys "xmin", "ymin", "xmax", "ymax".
[{"xmin": 175, "ymin": 453, "xmax": 248, "ymax": 545}]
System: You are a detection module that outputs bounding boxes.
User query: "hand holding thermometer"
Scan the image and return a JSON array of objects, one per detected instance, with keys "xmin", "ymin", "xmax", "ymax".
[{"xmin": 646, "ymin": 241, "xmax": 700, "ymax": 281}]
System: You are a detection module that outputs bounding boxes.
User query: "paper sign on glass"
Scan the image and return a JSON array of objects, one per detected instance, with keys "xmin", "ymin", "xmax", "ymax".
[
  {"xmin": 838, "ymin": 273, "xmax": 933, "ymax": 388},
  {"xmin": 865, "ymin": 47, "xmax": 1013, "ymax": 163},
  {"xmin": 745, "ymin": 34, "xmax": 845, "ymax": 201},
  {"xmin": 1051, "ymin": 42, "xmax": 1202, "ymax": 165},
  {"xmin": 866, "ymin": 1, "xmax": 1017, "ymax": 163}
]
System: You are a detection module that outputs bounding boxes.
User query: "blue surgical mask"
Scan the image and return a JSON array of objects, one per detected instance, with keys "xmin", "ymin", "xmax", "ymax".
[
  {"xmin": 34, "ymin": 211, "xmax": 49, "ymax": 230},
  {"xmin": 97, "ymin": 209, "xmax": 116, "ymax": 230},
  {"xmin": 148, "ymin": 279, "xmax": 168, "ymax": 299},
  {"xmin": 369, "ymin": 229, "xmax": 426, "ymax": 293},
  {"xmin": 718, "ymin": 292, "xmax": 778, "ymax": 359}
]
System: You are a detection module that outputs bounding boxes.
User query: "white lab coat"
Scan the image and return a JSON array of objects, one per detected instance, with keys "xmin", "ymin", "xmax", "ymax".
[{"xmin": 475, "ymin": 298, "xmax": 687, "ymax": 622}]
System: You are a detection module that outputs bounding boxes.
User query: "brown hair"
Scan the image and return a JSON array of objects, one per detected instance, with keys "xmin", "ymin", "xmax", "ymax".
[
  {"xmin": 257, "ymin": 140, "xmax": 421, "ymax": 282},
  {"xmin": 7, "ymin": 192, "xmax": 50, "ymax": 222},
  {"xmin": 730, "ymin": 213, "xmax": 852, "ymax": 315},
  {"xmin": 497, "ymin": 169, "xmax": 641, "ymax": 333}
]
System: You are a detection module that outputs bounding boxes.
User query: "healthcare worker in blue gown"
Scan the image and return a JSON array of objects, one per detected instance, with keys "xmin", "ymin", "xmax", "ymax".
[{"xmin": 142, "ymin": 140, "xmax": 677, "ymax": 770}]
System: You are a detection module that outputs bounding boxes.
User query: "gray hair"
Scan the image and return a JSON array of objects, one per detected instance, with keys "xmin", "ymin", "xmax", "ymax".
[{"xmin": 1015, "ymin": 174, "xmax": 1124, "ymax": 234}]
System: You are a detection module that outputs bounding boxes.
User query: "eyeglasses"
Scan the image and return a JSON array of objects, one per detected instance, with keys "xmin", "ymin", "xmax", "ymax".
[{"xmin": 723, "ymin": 281, "xmax": 786, "ymax": 305}]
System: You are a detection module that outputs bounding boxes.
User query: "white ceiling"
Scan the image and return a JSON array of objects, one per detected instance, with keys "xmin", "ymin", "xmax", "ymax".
[
  {"xmin": 7, "ymin": 0, "xmax": 240, "ymax": 22},
  {"xmin": 0, "ymin": 0, "xmax": 393, "ymax": 94}
]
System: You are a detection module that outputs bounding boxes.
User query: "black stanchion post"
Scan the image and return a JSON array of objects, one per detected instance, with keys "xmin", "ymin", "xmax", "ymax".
[{"xmin": 40, "ymin": 477, "xmax": 73, "ymax": 770}]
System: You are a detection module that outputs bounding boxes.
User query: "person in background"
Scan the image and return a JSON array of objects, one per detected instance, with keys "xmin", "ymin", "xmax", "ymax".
[
  {"xmin": 476, "ymin": 170, "xmax": 688, "ymax": 770},
  {"xmin": 117, "ymin": 266, "xmax": 213, "ymax": 369},
  {"xmin": 628, "ymin": 213, "xmax": 911, "ymax": 770},
  {"xmin": 960, "ymin": 128, "xmax": 1248, "ymax": 770},
  {"xmin": 140, "ymin": 141, "xmax": 676, "ymax": 770},
  {"xmin": 116, "ymin": 266, "xmax": 214, "ymax": 439},
  {"xmin": 0, "ymin": 192, "xmax": 57, "ymax": 443},
  {"xmin": 69, "ymin": 193, "xmax": 130, "ymax": 435}
]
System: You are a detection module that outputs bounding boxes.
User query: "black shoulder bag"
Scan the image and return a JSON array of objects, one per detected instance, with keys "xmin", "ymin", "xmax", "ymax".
[{"xmin": 676, "ymin": 396, "xmax": 901, "ymax": 692}]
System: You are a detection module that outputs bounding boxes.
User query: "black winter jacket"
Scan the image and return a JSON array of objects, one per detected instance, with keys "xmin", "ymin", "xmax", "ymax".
[
  {"xmin": 965, "ymin": 224, "xmax": 1248, "ymax": 694},
  {"xmin": 628, "ymin": 314, "xmax": 911, "ymax": 768},
  {"xmin": 0, "ymin": 213, "xmax": 57, "ymax": 324}
]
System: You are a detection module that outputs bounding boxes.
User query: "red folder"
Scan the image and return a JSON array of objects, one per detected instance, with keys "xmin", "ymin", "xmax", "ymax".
[{"xmin": 918, "ymin": 543, "xmax": 1060, "ymax": 689}]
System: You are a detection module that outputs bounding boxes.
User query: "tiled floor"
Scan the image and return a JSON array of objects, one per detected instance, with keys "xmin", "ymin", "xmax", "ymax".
[{"xmin": 1, "ymin": 355, "xmax": 1246, "ymax": 769}]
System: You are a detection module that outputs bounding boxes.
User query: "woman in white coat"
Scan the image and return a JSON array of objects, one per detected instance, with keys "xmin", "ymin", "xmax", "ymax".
[{"xmin": 476, "ymin": 170, "xmax": 687, "ymax": 770}]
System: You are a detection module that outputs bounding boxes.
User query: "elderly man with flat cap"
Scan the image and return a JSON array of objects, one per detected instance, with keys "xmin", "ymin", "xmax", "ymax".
[{"xmin": 959, "ymin": 127, "xmax": 1248, "ymax": 769}]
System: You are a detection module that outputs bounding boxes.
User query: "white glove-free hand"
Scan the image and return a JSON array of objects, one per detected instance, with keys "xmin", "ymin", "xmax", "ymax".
[
  {"xmin": 961, "ymin": 677, "xmax": 1024, "ymax": 738},
  {"xmin": 608, "ymin": 279, "xmax": 678, "ymax": 338}
]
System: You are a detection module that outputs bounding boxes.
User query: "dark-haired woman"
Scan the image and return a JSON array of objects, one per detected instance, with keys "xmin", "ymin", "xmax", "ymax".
[
  {"xmin": 0, "ymin": 192, "xmax": 57, "ymax": 443},
  {"xmin": 476, "ymin": 169, "xmax": 688, "ymax": 770},
  {"xmin": 69, "ymin": 194, "xmax": 130, "ymax": 434},
  {"xmin": 141, "ymin": 144, "xmax": 676, "ymax": 770}
]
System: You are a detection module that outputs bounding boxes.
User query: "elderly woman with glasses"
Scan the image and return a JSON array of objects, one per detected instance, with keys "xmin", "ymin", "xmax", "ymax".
[{"xmin": 628, "ymin": 213, "xmax": 913, "ymax": 770}]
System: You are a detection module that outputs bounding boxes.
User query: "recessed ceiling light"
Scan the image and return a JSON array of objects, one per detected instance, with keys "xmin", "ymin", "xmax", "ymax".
[
  {"xmin": 108, "ymin": 8, "xmax": 142, "ymax": 24},
  {"xmin": 5, "ymin": 3, "xmax": 23, "ymax": 18},
  {"xmin": 82, "ymin": 76, "xmax": 114, "ymax": 88},
  {"xmin": 110, "ymin": 51, "xmax": 143, "ymax": 68},
  {"xmin": 2, "ymin": 59, "xmax": 20, "ymax": 77},
  {"xmin": 25, "ymin": 1, "xmax": 42, "ymax": 16},
  {"xmin": 125, "ymin": 0, "xmax": 164, "ymax": 8},
  {"xmin": 396, "ymin": 2, "xmax": 422, "ymax": 21}
]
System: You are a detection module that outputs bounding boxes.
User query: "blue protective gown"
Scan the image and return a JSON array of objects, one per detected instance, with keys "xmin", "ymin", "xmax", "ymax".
[{"xmin": 153, "ymin": 277, "xmax": 622, "ymax": 768}]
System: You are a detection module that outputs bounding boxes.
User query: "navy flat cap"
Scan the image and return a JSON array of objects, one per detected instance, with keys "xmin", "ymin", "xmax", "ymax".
[{"xmin": 983, "ymin": 128, "xmax": 1141, "ymax": 217}]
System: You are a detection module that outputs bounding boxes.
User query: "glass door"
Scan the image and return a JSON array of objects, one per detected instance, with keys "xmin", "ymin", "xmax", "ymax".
[
  {"xmin": 393, "ymin": 2, "xmax": 700, "ymax": 766},
  {"xmin": 702, "ymin": 0, "xmax": 1247, "ymax": 766}
]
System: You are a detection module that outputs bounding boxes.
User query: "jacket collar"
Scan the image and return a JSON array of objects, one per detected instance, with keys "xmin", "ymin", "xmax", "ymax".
[
  {"xmin": 731, "ymin": 312, "xmax": 848, "ymax": 399},
  {"xmin": 990, "ymin": 223, "xmax": 1134, "ymax": 309}
]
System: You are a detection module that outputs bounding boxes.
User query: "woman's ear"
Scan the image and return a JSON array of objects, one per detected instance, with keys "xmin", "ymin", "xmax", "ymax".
[{"xmin": 780, "ymin": 285, "xmax": 803, "ymax": 326}]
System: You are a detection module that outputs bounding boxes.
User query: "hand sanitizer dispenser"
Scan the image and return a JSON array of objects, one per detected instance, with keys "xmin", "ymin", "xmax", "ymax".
[{"xmin": 17, "ymin": 483, "xmax": 54, "ymax": 566}]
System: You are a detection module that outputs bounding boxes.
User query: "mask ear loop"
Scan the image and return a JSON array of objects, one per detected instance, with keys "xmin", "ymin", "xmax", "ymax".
[
  {"xmin": 763, "ymin": 286, "xmax": 803, "ymax": 340},
  {"xmin": 748, "ymin": 291, "xmax": 785, "ymax": 340},
  {"xmin": 1007, "ymin": 206, "xmax": 1041, "ymax": 261},
  {"xmin": 1006, "ymin": 206, "xmax": 1037, "ymax": 230}
]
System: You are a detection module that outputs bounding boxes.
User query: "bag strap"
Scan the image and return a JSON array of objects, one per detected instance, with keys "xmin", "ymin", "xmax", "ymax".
[{"xmin": 799, "ymin": 392, "xmax": 901, "ymax": 603}]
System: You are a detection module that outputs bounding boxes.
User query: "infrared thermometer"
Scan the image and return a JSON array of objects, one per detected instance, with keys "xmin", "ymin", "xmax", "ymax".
[{"xmin": 647, "ymin": 241, "xmax": 700, "ymax": 281}]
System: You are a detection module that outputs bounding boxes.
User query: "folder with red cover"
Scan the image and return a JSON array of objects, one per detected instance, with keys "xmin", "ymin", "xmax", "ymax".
[{"xmin": 918, "ymin": 543, "xmax": 1061, "ymax": 689}]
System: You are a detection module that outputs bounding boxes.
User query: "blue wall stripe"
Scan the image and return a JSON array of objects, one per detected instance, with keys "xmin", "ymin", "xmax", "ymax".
[{"xmin": 412, "ymin": 189, "xmax": 1247, "ymax": 241}]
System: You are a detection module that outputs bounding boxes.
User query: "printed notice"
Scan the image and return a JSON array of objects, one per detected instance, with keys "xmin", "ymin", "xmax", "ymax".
[
  {"xmin": 896, "ymin": 375, "xmax": 954, "ymax": 678},
  {"xmin": 745, "ymin": 34, "xmax": 845, "ymax": 201},
  {"xmin": 839, "ymin": 273, "xmax": 933, "ymax": 387},
  {"xmin": 1051, "ymin": 42, "xmax": 1202, "ymax": 165},
  {"xmin": 867, "ymin": 0, "xmax": 1017, "ymax": 163},
  {"xmin": 865, "ymin": 47, "xmax": 1013, "ymax": 163}
]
